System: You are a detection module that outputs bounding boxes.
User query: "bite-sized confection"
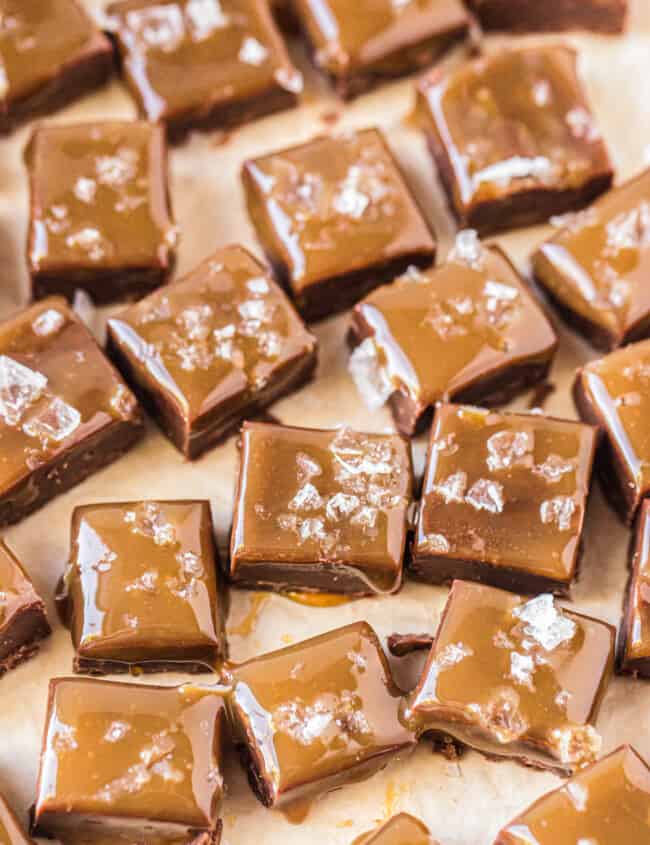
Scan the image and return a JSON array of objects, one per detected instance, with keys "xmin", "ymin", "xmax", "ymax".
[
  {"xmin": 227, "ymin": 621, "xmax": 415, "ymax": 807},
  {"xmin": 230, "ymin": 422, "xmax": 413, "ymax": 595},
  {"xmin": 352, "ymin": 813, "xmax": 436, "ymax": 845},
  {"xmin": 293, "ymin": 0, "xmax": 469, "ymax": 99},
  {"xmin": 417, "ymin": 46, "xmax": 613, "ymax": 234},
  {"xmin": 0, "ymin": 791, "xmax": 35, "ymax": 845},
  {"xmin": 493, "ymin": 745, "xmax": 650, "ymax": 844},
  {"xmin": 106, "ymin": 0, "xmax": 302, "ymax": 141},
  {"xmin": 403, "ymin": 580, "xmax": 615, "ymax": 774},
  {"xmin": 468, "ymin": 0, "xmax": 628, "ymax": 34},
  {"xmin": 0, "ymin": 298, "xmax": 143, "ymax": 528},
  {"xmin": 412, "ymin": 404, "xmax": 597, "ymax": 595},
  {"xmin": 33, "ymin": 678, "xmax": 226, "ymax": 843},
  {"xmin": 0, "ymin": 0, "xmax": 113, "ymax": 134},
  {"xmin": 106, "ymin": 246, "xmax": 317, "ymax": 459},
  {"xmin": 619, "ymin": 500, "xmax": 650, "ymax": 676},
  {"xmin": 349, "ymin": 234, "xmax": 557, "ymax": 435},
  {"xmin": 60, "ymin": 500, "xmax": 224, "ymax": 674},
  {"xmin": 26, "ymin": 122, "xmax": 176, "ymax": 304},
  {"xmin": 242, "ymin": 128, "xmax": 436, "ymax": 321}
]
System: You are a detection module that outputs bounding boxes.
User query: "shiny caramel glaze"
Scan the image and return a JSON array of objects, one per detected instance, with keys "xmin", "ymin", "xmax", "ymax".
[
  {"xmin": 413, "ymin": 404, "xmax": 597, "ymax": 594},
  {"xmin": 534, "ymin": 168, "xmax": 650, "ymax": 351},
  {"xmin": 0, "ymin": 540, "xmax": 47, "ymax": 632},
  {"xmin": 62, "ymin": 501, "xmax": 223, "ymax": 673},
  {"xmin": 33, "ymin": 678, "xmax": 226, "ymax": 838},
  {"xmin": 0, "ymin": 793, "xmax": 33, "ymax": 845},
  {"xmin": 106, "ymin": 0, "xmax": 302, "ymax": 137},
  {"xmin": 352, "ymin": 812, "xmax": 436, "ymax": 845},
  {"xmin": 417, "ymin": 46, "xmax": 613, "ymax": 233},
  {"xmin": 349, "ymin": 237, "xmax": 558, "ymax": 435},
  {"xmin": 230, "ymin": 422, "xmax": 413, "ymax": 595},
  {"xmin": 619, "ymin": 500, "xmax": 650, "ymax": 675},
  {"xmin": 494, "ymin": 745, "xmax": 650, "ymax": 844},
  {"xmin": 574, "ymin": 339, "xmax": 650, "ymax": 522},
  {"xmin": 468, "ymin": 0, "xmax": 628, "ymax": 34},
  {"xmin": 242, "ymin": 128, "xmax": 436, "ymax": 320},
  {"xmin": 227, "ymin": 621, "xmax": 415, "ymax": 807},
  {"xmin": 404, "ymin": 581, "xmax": 615, "ymax": 774},
  {"xmin": 106, "ymin": 246, "xmax": 317, "ymax": 458}
]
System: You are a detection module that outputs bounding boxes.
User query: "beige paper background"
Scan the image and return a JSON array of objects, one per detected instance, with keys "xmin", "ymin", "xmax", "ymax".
[{"xmin": 1, "ymin": 2, "xmax": 650, "ymax": 843}]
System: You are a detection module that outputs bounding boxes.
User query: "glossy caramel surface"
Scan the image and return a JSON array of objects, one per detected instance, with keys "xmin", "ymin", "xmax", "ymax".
[
  {"xmin": 34, "ymin": 678, "xmax": 225, "ymax": 834},
  {"xmin": 0, "ymin": 794, "xmax": 31, "ymax": 845},
  {"xmin": 243, "ymin": 128, "xmax": 435, "ymax": 291},
  {"xmin": 230, "ymin": 422, "xmax": 413, "ymax": 593},
  {"xmin": 621, "ymin": 500, "xmax": 650, "ymax": 665},
  {"xmin": 353, "ymin": 812, "xmax": 435, "ymax": 845},
  {"xmin": 407, "ymin": 581, "xmax": 614, "ymax": 771},
  {"xmin": 228, "ymin": 621, "xmax": 414, "ymax": 805},
  {"xmin": 0, "ymin": 540, "xmax": 44, "ymax": 629},
  {"xmin": 27, "ymin": 122, "xmax": 175, "ymax": 274},
  {"xmin": 415, "ymin": 405, "xmax": 596, "ymax": 584},
  {"xmin": 107, "ymin": 0, "xmax": 301, "ymax": 123},
  {"xmin": 495, "ymin": 745, "xmax": 650, "ymax": 844},
  {"xmin": 65, "ymin": 501, "xmax": 222, "ymax": 667},
  {"xmin": 0, "ymin": 298, "xmax": 140, "ymax": 496}
]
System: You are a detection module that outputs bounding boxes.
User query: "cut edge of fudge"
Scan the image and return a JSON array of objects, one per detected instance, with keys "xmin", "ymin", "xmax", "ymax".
[{"xmin": 469, "ymin": 0, "xmax": 628, "ymax": 35}]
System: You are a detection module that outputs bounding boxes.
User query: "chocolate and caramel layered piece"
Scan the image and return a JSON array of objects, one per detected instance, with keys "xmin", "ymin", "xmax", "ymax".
[
  {"xmin": 230, "ymin": 422, "xmax": 413, "ymax": 595},
  {"xmin": 533, "ymin": 168, "xmax": 650, "ymax": 352},
  {"xmin": 26, "ymin": 122, "xmax": 176, "ymax": 304},
  {"xmin": 106, "ymin": 0, "xmax": 302, "ymax": 142},
  {"xmin": 404, "ymin": 581, "xmax": 615, "ymax": 774},
  {"xmin": 242, "ymin": 128, "xmax": 436, "ymax": 321},
  {"xmin": 0, "ymin": 298, "xmax": 143, "ymax": 528},
  {"xmin": 0, "ymin": 540, "xmax": 50, "ymax": 676},
  {"xmin": 293, "ymin": 0, "xmax": 469, "ymax": 99},
  {"xmin": 619, "ymin": 500, "xmax": 650, "ymax": 676},
  {"xmin": 33, "ymin": 678, "xmax": 226, "ymax": 843},
  {"xmin": 107, "ymin": 246, "xmax": 317, "ymax": 458},
  {"xmin": 574, "ymin": 339, "xmax": 650, "ymax": 523},
  {"xmin": 468, "ymin": 0, "xmax": 628, "ymax": 34},
  {"xmin": 352, "ymin": 813, "xmax": 436, "ymax": 845},
  {"xmin": 494, "ymin": 745, "xmax": 650, "ymax": 844},
  {"xmin": 228, "ymin": 621, "xmax": 415, "ymax": 807},
  {"xmin": 349, "ymin": 235, "xmax": 558, "ymax": 435},
  {"xmin": 0, "ymin": 793, "xmax": 34, "ymax": 845},
  {"xmin": 0, "ymin": 1, "xmax": 112, "ymax": 134},
  {"xmin": 61, "ymin": 501, "xmax": 223, "ymax": 675},
  {"xmin": 417, "ymin": 46, "xmax": 613, "ymax": 234},
  {"xmin": 412, "ymin": 405, "xmax": 597, "ymax": 595}
]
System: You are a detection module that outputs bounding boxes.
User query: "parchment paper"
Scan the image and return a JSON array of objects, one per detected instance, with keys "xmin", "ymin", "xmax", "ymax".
[{"xmin": 1, "ymin": 3, "xmax": 650, "ymax": 843}]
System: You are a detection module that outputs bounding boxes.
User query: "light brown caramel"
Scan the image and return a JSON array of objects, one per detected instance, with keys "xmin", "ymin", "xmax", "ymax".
[{"xmin": 352, "ymin": 813, "xmax": 436, "ymax": 845}]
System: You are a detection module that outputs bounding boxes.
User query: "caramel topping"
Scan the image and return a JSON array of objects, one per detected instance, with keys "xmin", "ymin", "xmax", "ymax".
[
  {"xmin": 622, "ymin": 500, "xmax": 650, "ymax": 664},
  {"xmin": 352, "ymin": 812, "xmax": 435, "ymax": 845},
  {"xmin": 0, "ymin": 540, "xmax": 43, "ymax": 628}
]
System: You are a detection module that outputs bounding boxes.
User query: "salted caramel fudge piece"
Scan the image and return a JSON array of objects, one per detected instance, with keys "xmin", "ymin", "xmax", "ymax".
[
  {"xmin": 0, "ymin": 0, "xmax": 112, "ymax": 134},
  {"xmin": 107, "ymin": 246, "xmax": 317, "ymax": 459},
  {"xmin": 574, "ymin": 339, "xmax": 650, "ymax": 523},
  {"xmin": 61, "ymin": 501, "xmax": 223, "ymax": 674},
  {"xmin": 26, "ymin": 122, "xmax": 176, "ymax": 304},
  {"xmin": 418, "ymin": 46, "xmax": 613, "ymax": 235},
  {"xmin": 242, "ymin": 128, "xmax": 436, "ymax": 321},
  {"xmin": 353, "ymin": 813, "xmax": 436, "ymax": 845},
  {"xmin": 293, "ymin": 0, "xmax": 469, "ymax": 99},
  {"xmin": 230, "ymin": 422, "xmax": 412, "ymax": 594},
  {"xmin": 533, "ymin": 169, "xmax": 650, "ymax": 352},
  {"xmin": 494, "ymin": 745, "xmax": 650, "ymax": 844},
  {"xmin": 33, "ymin": 678, "xmax": 226, "ymax": 842},
  {"xmin": 468, "ymin": 0, "xmax": 628, "ymax": 34},
  {"xmin": 0, "ymin": 793, "xmax": 34, "ymax": 845},
  {"xmin": 619, "ymin": 500, "xmax": 650, "ymax": 676},
  {"xmin": 0, "ymin": 298, "xmax": 143, "ymax": 528},
  {"xmin": 106, "ymin": 0, "xmax": 302, "ymax": 142},
  {"xmin": 404, "ymin": 581, "xmax": 615, "ymax": 774},
  {"xmin": 349, "ymin": 236, "xmax": 558, "ymax": 435},
  {"xmin": 412, "ymin": 404, "xmax": 597, "ymax": 595},
  {"xmin": 228, "ymin": 621, "xmax": 414, "ymax": 807}
]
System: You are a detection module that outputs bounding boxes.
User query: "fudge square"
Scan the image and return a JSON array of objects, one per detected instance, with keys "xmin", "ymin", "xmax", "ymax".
[
  {"xmin": 619, "ymin": 500, "xmax": 650, "ymax": 676},
  {"xmin": 417, "ymin": 45, "xmax": 613, "ymax": 235},
  {"xmin": 468, "ymin": 0, "xmax": 628, "ymax": 34},
  {"xmin": 404, "ymin": 581, "xmax": 614, "ymax": 774},
  {"xmin": 0, "ymin": 539, "xmax": 50, "ymax": 675},
  {"xmin": 61, "ymin": 500, "xmax": 224, "ymax": 675},
  {"xmin": 0, "ymin": 298, "xmax": 143, "ymax": 528},
  {"xmin": 242, "ymin": 128, "xmax": 436, "ymax": 321},
  {"xmin": 354, "ymin": 813, "xmax": 436, "ymax": 845},
  {"xmin": 412, "ymin": 404, "xmax": 597, "ymax": 596},
  {"xmin": 574, "ymin": 339, "xmax": 650, "ymax": 523},
  {"xmin": 106, "ymin": 246, "xmax": 317, "ymax": 459},
  {"xmin": 494, "ymin": 745, "xmax": 650, "ymax": 845},
  {"xmin": 0, "ymin": 0, "xmax": 113, "ymax": 134},
  {"xmin": 533, "ymin": 168, "xmax": 650, "ymax": 352},
  {"xmin": 106, "ymin": 0, "xmax": 302, "ymax": 141},
  {"xmin": 26, "ymin": 121, "xmax": 176, "ymax": 304},
  {"xmin": 349, "ymin": 235, "xmax": 558, "ymax": 436},
  {"xmin": 229, "ymin": 422, "xmax": 413, "ymax": 595},
  {"xmin": 293, "ymin": 0, "xmax": 469, "ymax": 99},
  {"xmin": 33, "ymin": 678, "xmax": 226, "ymax": 843},
  {"xmin": 0, "ymin": 791, "xmax": 34, "ymax": 845},
  {"xmin": 227, "ymin": 621, "xmax": 414, "ymax": 808}
]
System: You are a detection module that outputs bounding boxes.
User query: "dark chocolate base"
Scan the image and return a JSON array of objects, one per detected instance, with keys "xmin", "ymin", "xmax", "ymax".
[
  {"xmin": 31, "ymin": 265, "xmax": 173, "ymax": 306},
  {"xmin": 0, "ymin": 606, "xmax": 51, "ymax": 676},
  {"xmin": 470, "ymin": 0, "xmax": 628, "ymax": 34},
  {"xmin": 228, "ymin": 559, "xmax": 401, "ymax": 596},
  {"xmin": 387, "ymin": 632, "xmax": 433, "ymax": 657},
  {"xmin": 73, "ymin": 655, "xmax": 219, "ymax": 676}
]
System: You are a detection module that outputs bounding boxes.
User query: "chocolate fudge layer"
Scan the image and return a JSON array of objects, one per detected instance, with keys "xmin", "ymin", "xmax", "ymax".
[{"xmin": 468, "ymin": 0, "xmax": 628, "ymax": 34}]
